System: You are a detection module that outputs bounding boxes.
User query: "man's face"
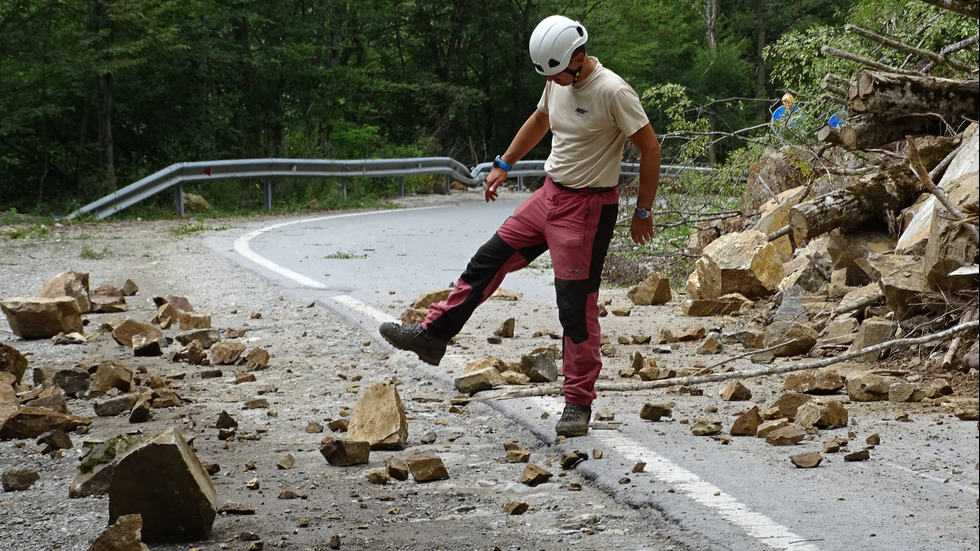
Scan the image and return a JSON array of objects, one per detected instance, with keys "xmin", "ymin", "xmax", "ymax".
[{"xmin": 547, "ymin": 53, "xmax": 584, "ymax": 86}]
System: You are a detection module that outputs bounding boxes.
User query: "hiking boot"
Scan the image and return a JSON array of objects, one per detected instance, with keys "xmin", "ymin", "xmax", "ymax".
[
  {"xmin": 379, "ymin": 322, "xmax": 447, "ymax": 366},
  {"xmin": 555, "ymin": 402, "xmax": 592, "ymax": 437}
]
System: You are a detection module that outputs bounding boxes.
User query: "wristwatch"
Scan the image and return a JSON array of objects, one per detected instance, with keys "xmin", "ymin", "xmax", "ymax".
[
  {"xmin": 493, "ymin": 155, "xmax": 512, "ymax": 172},
  {"xmin": 634, "ymin": 206, "xmax": 651, "ymax": 219}
]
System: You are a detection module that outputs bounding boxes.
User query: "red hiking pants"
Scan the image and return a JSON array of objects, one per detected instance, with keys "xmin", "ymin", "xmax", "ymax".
[{"xmin": 425, "ymin": 177, "xmax": 620, "ymax": 405}]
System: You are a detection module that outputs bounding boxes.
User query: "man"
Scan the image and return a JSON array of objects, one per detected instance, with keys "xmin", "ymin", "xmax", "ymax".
[
  {"xmin": 772, "ymin": 92, "xmax": 799, "ymax": 125},
  {"xmin": 380, "ymin": 15, "xmax": 661, "ymax": 437}
]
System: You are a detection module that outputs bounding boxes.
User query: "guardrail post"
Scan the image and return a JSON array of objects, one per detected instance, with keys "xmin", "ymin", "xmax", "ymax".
[
  {"xmin": 443, "ymin": 173, "xmax": 451, "ymax": 194},
  {"xmin": 517, "ymin": 175, "xmax": 524, "ymax": 192},
  {"xmin": 398, "ymin": 176, "xmax": 405, "ymax": 197},
  {"xmin": 340, "ymin": 178, "xmax": 347, "ymax": 199},
  {"xmin": 175, "ymin": 184, "xmax": 185, "ymax": 218},
  {"xmin": 263, "ymin": 178, "xmax": 273, "ymax": 211}
]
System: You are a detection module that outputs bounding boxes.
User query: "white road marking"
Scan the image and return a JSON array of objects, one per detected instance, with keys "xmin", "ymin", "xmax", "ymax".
[
  {"xmin": 232, "ymin": 207, "xmax": 439, "ymax": 289},
  {"xmin": 332, "ymin": 294, "xmax": 396, "ymax": 323},
  {"xmin": 881, "ymin": 460, "xmax": 979, "ymax": 495},
  {"xmin": 593, "ymin": 430, "xmax": 822, "ymax": 551}
]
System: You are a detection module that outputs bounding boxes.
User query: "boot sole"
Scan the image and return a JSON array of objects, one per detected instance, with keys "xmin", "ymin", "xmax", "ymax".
[{"xmin": 379, "ymin": 331, "xmax": 443, "ymax": 366}]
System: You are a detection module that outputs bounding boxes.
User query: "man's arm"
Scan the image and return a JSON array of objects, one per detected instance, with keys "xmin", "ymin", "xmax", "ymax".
[
  {"xmin": 628, "ymin": 123, "xmax": 661, "ymax": 245},
  {"xmin": 484, "ymin": 109, "xmax": 551, "ymax": 202}
]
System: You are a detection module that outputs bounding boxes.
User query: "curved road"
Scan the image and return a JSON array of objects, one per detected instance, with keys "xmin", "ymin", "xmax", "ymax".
[{"xmin": 206, "ymin": 196, "xmax": 980, "ymax": 551}]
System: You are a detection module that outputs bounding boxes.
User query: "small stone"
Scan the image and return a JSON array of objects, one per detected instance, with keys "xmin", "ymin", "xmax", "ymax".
[
  {"xmin": 505, "ymin": 450, "xmax": 531, "ymax": 463},
  {"xmin": 560, "ymin": 451, "xmax": 588, "ymax": 470},
  {"xmin": 730, "ymin": 407, "xmax": 763, "ymax": 437},
  {"xmin": 365, "ymin": 469, "xmax": 390, "ymax": 485},
  {"xmin": 211, "ymin": 341, "xmax": 246, "ymax": 365},
  {"xmin": 639, "ymin": 403, "xmax": 673, "ymax": 422},
  {"xmin": 319, "ymin": 437, "xmax": 370, "ymax": 467},
  {"xmin": 845, "ymin": 373, "xmax": 891, "ymax": 402},
  {"xmin": 245, "ymin": 348, "xmax": 270, "ymax": 370},
  {"xmin": 216, "ymin": 410, "xmax": 238, "ymax": 430},
  {"xmin": 405, "ymin": 455, "xmax": 449, "ymax": 483},
  {"xmin": 783, "ymin": 370, "xmax": 844, "ymax": 394},
  {"xmin": 386, "ymin": 457, "xmax": 410, "ymax": 481},
  {"xmin": 2, "ymin": 468, "xmax": 40, "ymax": 491},
  {"xmin": 844, "ymin": 449, "xmax": 871, "ymax": 461},
  {"xmin": 795, "ymin": 400, "xmax": 848, "ymax": 429},
  {"xmin": 766, "ymin": 425, "xmax": 806, "ymax": 446},
  {"xmin": 503, "ymin": 500, "xmax": 529, "ymax": 515},
  {"xmin": 720, "ymin": 381, "xmax": 752, "ymax": 401},
  {"xmin": 790, "ymin": 451, "xmax": 823, "ymax": 468},
  {"xmin": 698, "ymin": 332, "xmax": 723, "ymax": 354},
  {"xmin": 520, "ymin": 463, "xmax": 553, "ymax": 486},
  {"xmin": 691, "ymin": 418, "xmax": 723, "ymax": 436},
  {"xmin": 454, "ymin": 367, "xmax": 504, "ymax": 394},
  {"xmin": 277, "ymin": 454, "xmax": 295, "ymax": 470},
  {"xmin": 756, "ymin": 419, "xmax": 790, "ymax": 439},
  {"xmin": 494, "ymin": 318, "xmax": 516, "ymax": 338},
  {"xmin": 305, "ymin": 421, "xmax": 324, "ymax": 434}
]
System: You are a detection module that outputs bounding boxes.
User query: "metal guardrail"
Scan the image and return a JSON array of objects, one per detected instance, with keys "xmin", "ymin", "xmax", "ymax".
[{"xmin": 67, "ymin": 157, "xmax": 711, "ymax": 220}]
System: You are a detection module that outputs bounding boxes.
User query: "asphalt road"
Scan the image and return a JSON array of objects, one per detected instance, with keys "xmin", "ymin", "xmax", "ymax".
[{"xmin": 207, "ymin": 194, "xmax": 980, "ymax": 551}]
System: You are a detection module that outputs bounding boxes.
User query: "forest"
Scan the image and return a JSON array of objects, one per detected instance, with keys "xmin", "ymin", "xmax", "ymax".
[{"xmin": 0, "ymin": 0, "xmax": 976, "ymax": 216}]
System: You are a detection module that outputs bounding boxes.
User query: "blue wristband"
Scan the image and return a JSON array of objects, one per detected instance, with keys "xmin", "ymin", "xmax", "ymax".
[{"xmin": 493, "ymin": 155, "xmax": 512, "ymax": 172}]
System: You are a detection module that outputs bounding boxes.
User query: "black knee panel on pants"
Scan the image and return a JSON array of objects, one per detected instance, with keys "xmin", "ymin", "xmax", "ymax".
[{"xmin": 555, "ymin": 278, "xmax": 592, "ymax": 344}]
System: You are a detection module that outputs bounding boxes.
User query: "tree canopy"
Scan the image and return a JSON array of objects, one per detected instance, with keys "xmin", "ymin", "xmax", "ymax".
[{"xmin": 5, "ymin": 0, "xmax": 972, "ymax": 216}]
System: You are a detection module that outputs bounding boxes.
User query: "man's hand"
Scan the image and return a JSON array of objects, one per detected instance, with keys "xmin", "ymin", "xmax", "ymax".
[
  {"xmin": 630, "ymin": 214, "xmax": 655, "ymax": 245},
  {"xmin": 484, "ymin": 167, "xmax": 508, "ymax": 202}
]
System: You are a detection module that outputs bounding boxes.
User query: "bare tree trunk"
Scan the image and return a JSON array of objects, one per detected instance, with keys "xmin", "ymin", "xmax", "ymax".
[
  {"xmin": 755, "ymin": 0, "xmax": 768, "ymax": 121},
  {"xmin": 788, "ymin": 163, "xmax": 927, "ymax": 239},
  {"xmin": 98, "ymin": 73, "xmax": 115, "ymax": 186},
  {"xmin": 706, "ymin": 0, "xmax": 718, "ymax": 166},
  {"xmin": 850, "ymin": 69, "xmax": 979, "ymax": 117},
  {"xmin": 838, "ymin": 115, "xmax": 948, "ymax": 150}
]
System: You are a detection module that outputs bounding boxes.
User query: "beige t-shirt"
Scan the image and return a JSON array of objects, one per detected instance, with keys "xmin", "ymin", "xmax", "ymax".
[{"xmin": 537, "ymin": 59, "xmax": 649, "ymax": 189}]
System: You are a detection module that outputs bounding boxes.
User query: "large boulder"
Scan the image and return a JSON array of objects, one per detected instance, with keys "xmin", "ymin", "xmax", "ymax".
[
  {"xmin": 38, "ymin": 271, "xmax": 91, "ymax": 313},
  {"xmin": 109, "ymin": 428, "xmax": 217, "ymax": 542},
  {"xmin": 0, "ymin": 406, "xmax": 92, "ymax": 439},
  {"xmin": 923, "ymin": 171, "xmax": 978, "ymax": 294},
  {"xmin": 756, "ymin": 186, "xmax": 808, "ymax": 262},
  {"xmin": 1, "ymin": 297, "xmax": 83, "ymax": 339},
  {"xmin": 628, "ymin": 273, "xmax": 672, "ymax": 305},
  {"xmin": 347, "ymin": 380, "xmax": 408, "ymax": 450},
  {"xmin": 0, "ymin": 343, "xmax": 28, "ymax": 385},
  {"xmin": 897, "ymin": 131, "xmax": 978, "ymax": 254},
  {"xmin": 860, "ymin": 254, "xmax": 929, "ymax": 320},
  {"xmin": 697, "ymin": 230, "xmax": 783, "ymax": 299}
]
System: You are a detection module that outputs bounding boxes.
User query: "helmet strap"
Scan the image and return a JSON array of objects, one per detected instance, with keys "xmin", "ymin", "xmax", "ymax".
[{"xmin": 562, "ymin": 65, "xmax": 582, "ymax": 84}]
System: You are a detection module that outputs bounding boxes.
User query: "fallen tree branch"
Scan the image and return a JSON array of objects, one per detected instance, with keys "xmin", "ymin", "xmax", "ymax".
[
  {"xmin": 833, "ymin": 289, "xmax": 885, "ymax": 315},
  {"xmin": 918, "ymin": 0, "xmax": 979, "ymax": 19},
  {"xmin": 459, "ymin": 320, "xmax": 979, "ymax": 402},
  {"xmin": 703, "ymin": 340, "xmax": 796, "ymax": 369},
  {"xmin": 822, "ymin": 46, "xmax": 920, "ymax": 75},
  {"xmin": 923, "ymin": 33, "xmax": 980, "ymax": 73},
  {"xmin": 845, "ymin": 24, "xmax": 977, "ymax": 74}
]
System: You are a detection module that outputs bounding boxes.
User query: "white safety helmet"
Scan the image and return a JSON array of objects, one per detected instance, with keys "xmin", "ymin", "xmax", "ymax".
[{"xmin": 529, "ymin": 15, "xmax": 588, "ymax": 76}]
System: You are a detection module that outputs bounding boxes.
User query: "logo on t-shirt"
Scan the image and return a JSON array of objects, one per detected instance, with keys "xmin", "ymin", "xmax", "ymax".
[{"xmin": 575, "ymin": 107, "xmax": 588, "ymax": 117}]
